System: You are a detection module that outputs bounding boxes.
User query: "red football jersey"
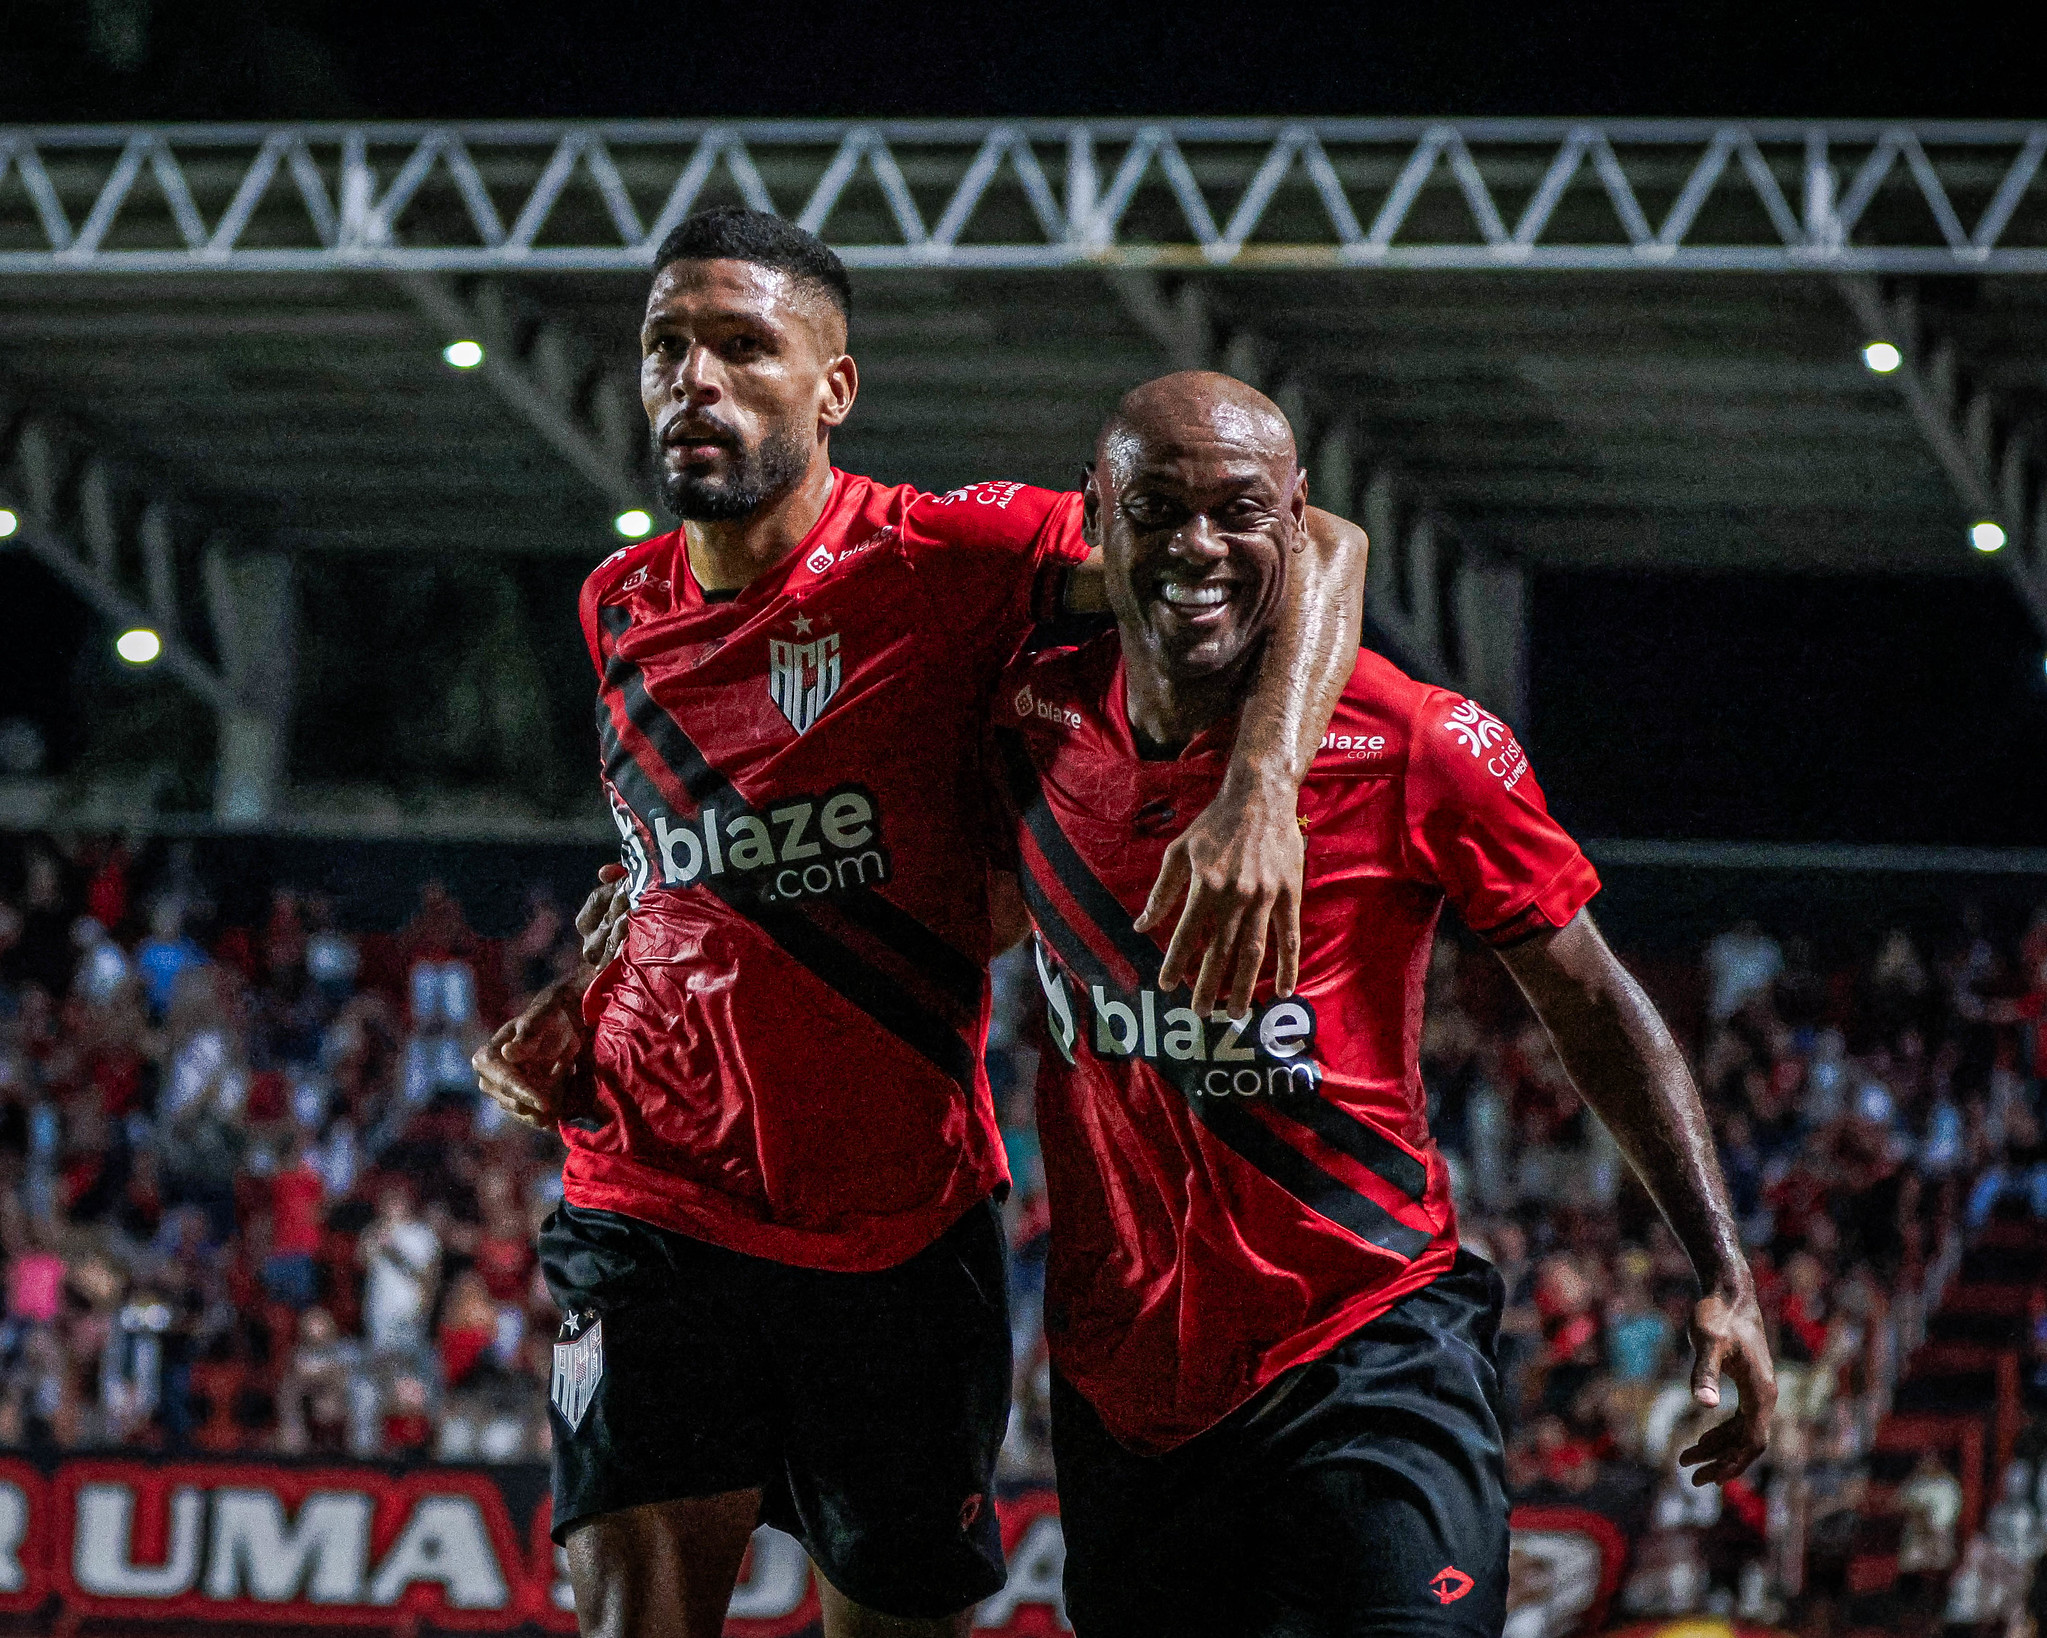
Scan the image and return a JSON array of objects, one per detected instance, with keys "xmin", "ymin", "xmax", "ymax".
[
  {"xmin": 997, "ymin": 637, "xmax": 1600, "ymax": 1452},
  {"xmin": 575, "ymin": 470, "xmax": 1088, "ymax": 1272}
]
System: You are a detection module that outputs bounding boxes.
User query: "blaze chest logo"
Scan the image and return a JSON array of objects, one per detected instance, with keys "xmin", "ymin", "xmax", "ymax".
[
  {"xmin": 1033, "ymin": 938, "xmax": 1322, "ymax": 1098},
  {"xmin": 769, "ymin": 612, "xmax": 842, "ymax": 735},
  {"xmin": 1429, "ymin": 1566, "xmax": 1474, "ymax": 1605}
]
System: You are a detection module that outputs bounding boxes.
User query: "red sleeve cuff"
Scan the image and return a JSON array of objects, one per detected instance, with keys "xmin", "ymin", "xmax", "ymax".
[
  {"xmin": 1473, "ymin": 851, "xmax": 1602, "ymax": 946},
  {"xmin": 1028, "ymin": 494, "xmax": 1092, "ymax": 621}
]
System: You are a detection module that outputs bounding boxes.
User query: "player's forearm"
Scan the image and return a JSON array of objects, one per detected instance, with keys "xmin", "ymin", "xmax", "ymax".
[
  {"xmin": 1505, "ymin": 921, "xmax": 1749, "ymax": 1301},
  {"xmin": 1565, "ymin": 998, "xmax": 1748, "ymax": 1300},
  {"xmin": 1224, "ymin": 507, "xmax": 1366, "ymax": 796},
  {"xmin": 1063, "ymin": 551, "xmax": 1111, "ymax": 614}
]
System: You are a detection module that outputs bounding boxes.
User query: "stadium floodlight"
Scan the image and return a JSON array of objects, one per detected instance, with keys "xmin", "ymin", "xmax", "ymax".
[
  {"xmin": 442, "ymin": 339, "xmax": 486, "ymax": 369},
  {"xmin": 614, "ymin": 509, "xmax": 654, "ymax": 538},
  {"xmin": 1971, "ymin": 521, "xmax": 2008, "ymax": 553},
  {"xmin": 1862, "ymin": 341, "xmax": 1902, "ymax": 374},
  {"xmin": 116, "ymin": 628, "xmax": 162, "ymax": 664},
  {"xmin": 0, "ymin": 507, "xmax": 17, "ymax": 538}
]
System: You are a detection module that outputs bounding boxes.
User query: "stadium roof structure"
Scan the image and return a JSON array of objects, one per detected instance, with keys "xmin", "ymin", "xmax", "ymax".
[{"xmin": 2, "ymin": 118, "xmax": 2046, "ymax": 832}]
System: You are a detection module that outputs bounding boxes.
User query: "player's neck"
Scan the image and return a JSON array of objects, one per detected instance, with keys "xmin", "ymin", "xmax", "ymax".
[
  {"xmin": 1121, "ymin": 650, "xmax": 1254, "ymax": 761},
  {"xmin": 683, "ymin": 455, "xmax": 836, "ymax": 593}
]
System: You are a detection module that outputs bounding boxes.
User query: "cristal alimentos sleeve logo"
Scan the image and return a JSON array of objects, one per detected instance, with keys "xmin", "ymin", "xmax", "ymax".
[
  {"xmin": 1442, "ymin": 700, "xmax": 1508, "ymax": 756},
  {"xmin": 1442, "ymin": 699, "xmax": 1528, "ymax": 788}
]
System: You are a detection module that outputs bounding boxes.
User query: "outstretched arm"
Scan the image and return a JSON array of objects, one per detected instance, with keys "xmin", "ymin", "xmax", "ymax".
[
  {"xmin": 1497, "ymin": 909, "xmax": 1775, "ymax": 1485},
  {"xmin": 1065, "ymin": 506, "xmax": 1368, "ymax": 1016}
]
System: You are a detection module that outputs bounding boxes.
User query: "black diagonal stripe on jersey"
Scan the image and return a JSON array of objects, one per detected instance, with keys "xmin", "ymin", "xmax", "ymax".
[
  {"xmin": 1002, "ymin": 728, "xmax": 1433, "ymax": 1256},
  {"xmin": 997, "ymin": 731, "xmax": 1160, "ymax": 982},
  {"xmin": 599, "ymin": 604, "xmax": 981, "ymax": 1013},
  {"xmin": 830, "ymin": 892, "xmax": 984, "ymax": 1010},
  {"xmin": 596, "ymin": 625, "xmax": 976, "ymax": 1090},
  {"xmin": 1017, "ymin": 866, "xmax": 1114, "ymax": 992}
]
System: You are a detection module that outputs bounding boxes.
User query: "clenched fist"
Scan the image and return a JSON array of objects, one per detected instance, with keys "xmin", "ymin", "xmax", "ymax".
[{"xmin": 473, "ymin": 865, "xmax": 632, "ymax": 1130}]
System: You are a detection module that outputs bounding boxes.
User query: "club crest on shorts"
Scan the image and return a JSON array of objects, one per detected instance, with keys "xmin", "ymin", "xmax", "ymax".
[
  {"xmin": 768, "ymin": 618, "xmax": 842, "ymax": 735},
  {"xmin": 551, "ymin": 1310, "xmax": 603, "ymax": 1432}
]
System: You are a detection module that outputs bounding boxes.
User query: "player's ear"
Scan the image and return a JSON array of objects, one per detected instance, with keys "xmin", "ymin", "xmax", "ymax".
[
  {"xmin": 819, "ymin": 352, "xmax": 858, "ymax": 429},
  {"xmin": 1290, "ymin": 467, "xmax": 1309, "ymax": 529},
  {"xmin": 1081, "ymin": 463, "xmax": 1100, "ymax": 546}
]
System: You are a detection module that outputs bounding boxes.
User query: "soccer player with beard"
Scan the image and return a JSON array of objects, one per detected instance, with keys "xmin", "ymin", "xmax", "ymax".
[
  {"xmin": 992, "ymin": 373, "xmax": 1775, "ymax": 1637},
  {"xmin": 472, "ymin": 210, "xmax": 1368, "ymax": 1638}
]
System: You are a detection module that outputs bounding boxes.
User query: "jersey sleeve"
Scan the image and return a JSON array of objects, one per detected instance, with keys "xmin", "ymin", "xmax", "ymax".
[
  {"xmin": 902, "ymin": 483, "xmax": 1091, "ymax": 648},
  {"xmin": 577, "ymin": 567, "xmax": 609, "ymax": 680},
  {"xmin": 579, "ymin": 539, "xmax": 665, "ymax": 681},
  {"xmin": 1403, "ymin": 691, "xmax": 1600, "ymax": 944},
  {"xmin": 983, "ymin": 650, "xmax": 1048, "ymax": 873}
]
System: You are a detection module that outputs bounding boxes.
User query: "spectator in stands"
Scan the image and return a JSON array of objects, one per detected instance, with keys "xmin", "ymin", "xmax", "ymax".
[
  {"xmin": 383, "ymin": 1370, "xmax": 434, "ymax": 1455},
  {"xmin": 156, "ymin": 1072, "xmax": 248, "ymax": 1244},
  {"xmin": 361, "ymin": 1182, "xmax": 440, "ymax": 1369},
  {"xmin": 436, "ymin": 1270, "xmax": 498, "ymax": 1392},
  {"xmin": 71, "ymin": 916, "xmax": 130, "ymax": 1007},
  {"xmin": 275, "ymin": 1306, "xmax": 359, "ymax": 1455},
  {"xmin": 304, "ymin": 894, "xmax": 359, "ymax": 1009},
  {"xmin": 3, "ymin": 850, "xmax": 74, "ymax": 996},
  {"xmin": 132, "ymin": 898, "xmax": 210, "ymax": 1022},
  {"xmin": 400, "ymin": 882, "xmax": 482, "ymax": 1109},
  {"xmin": 1898, "ymin": 1449, "xmax": 1965, "ymax": 1593},
  {"xmin": 401, "ymin": 879, "xmax": 479, "ymax": 1027},
  {"xmin": 263, "ymin": 1132, "xmax": 326, "ymax": 1310},
  {"xmin": 4, "ymin": 1216, "xmax": 64, "ymax": 1328},
  {"xmin": 1705, "ymin": 918, "xmax": 1784, "ymax": 1023},
  {"xmin": 1607, "ymin": 1253, "xmax": 1674, "ymax": 1385}
]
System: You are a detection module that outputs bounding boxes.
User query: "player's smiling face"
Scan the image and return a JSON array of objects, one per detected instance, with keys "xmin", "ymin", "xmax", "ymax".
[
  {"xmin": 640, "ymin": 258, "xmax": 855, "ymax": 521},
  {"xmin": 1094, "ymin": 412, "xmax": 1301, "ymax": 686}
]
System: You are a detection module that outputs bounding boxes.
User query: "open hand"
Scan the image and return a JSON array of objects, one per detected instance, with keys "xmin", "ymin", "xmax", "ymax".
[
  {"xmin": 1134, "ymin": 770, "xmax": 1303, "ymax": 1019},
  {"xmin": 1678, "ymin": 1288, "xmax": 1776, "ymax": 1484}
]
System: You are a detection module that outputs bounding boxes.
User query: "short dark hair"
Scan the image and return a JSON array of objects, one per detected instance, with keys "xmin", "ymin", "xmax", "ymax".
[{"xmin": 651, "ymin": 207, "xmax": 852, "ymax": 327}]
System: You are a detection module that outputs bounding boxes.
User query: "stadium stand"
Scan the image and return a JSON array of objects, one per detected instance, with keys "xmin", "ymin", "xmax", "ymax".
[{"xmin": 5, "ymin": 827, "xmax": 2047, "ymax": 1633}]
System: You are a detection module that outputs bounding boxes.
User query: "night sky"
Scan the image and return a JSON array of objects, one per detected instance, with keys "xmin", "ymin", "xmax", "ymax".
[{"xmin": 3, "ymin": 1, "xmax": 2044, "ymax": 846}]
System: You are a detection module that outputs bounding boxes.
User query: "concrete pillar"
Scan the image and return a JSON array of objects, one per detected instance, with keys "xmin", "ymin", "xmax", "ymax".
[
  {"xmin": 205, "ymin": 549, "xmax": 296, "ymax": 823},
  {"xmin": 1454, "ymin": 556, "xmax": 1529, "ymax": 727}
]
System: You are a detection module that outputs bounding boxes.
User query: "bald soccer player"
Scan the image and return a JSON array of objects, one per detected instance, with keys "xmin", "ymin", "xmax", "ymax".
[
  {"xmin": 991, "ymin": 373, "xmax": 1775, "ymax": 1637},
  {"xmin": 471, "ymin": 213, "xmax": 1369, "ymax": 1638}
]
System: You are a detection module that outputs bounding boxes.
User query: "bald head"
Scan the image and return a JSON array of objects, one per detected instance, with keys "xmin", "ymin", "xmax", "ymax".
[
  {"xmin": 1096, "ymin": 371, "xmax": 1298, "ymax": 485},
  {"xmin": 1086, "ymin": 371, "xmax": 1306, "ymax": 718}
]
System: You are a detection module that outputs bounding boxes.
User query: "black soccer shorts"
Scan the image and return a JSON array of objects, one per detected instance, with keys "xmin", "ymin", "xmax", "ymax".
[
  {"xmin": 1053, "ymin": 1250, "xmax": 1510, "ymax": 1638},
  {"xmin": 538, "ymin": 1197, "xmax": 1012, "ymax": 1620}
]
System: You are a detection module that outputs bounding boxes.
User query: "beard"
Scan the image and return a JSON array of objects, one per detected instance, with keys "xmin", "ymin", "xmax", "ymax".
[{"xmin": 656, "ymin": 421, "xmax": 813, "ymax": 521}]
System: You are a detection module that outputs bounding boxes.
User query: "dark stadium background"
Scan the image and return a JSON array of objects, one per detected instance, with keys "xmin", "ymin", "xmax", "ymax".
[{"xmin": 2, "ymin": 0, "xmax": 2045, "ymax": 862}]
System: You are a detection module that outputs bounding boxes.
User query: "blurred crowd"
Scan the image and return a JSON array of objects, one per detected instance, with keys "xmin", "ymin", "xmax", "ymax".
[
  {"xmin": 7, "ymin": 831, "xmax": 2047, "ymax": 1630},
  {"xmin": 0, "ymin": 835, "xmax": 580, "ymax": 1463}
]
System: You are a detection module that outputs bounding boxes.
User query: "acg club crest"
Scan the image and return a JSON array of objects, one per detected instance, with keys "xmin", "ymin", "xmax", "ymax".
[
  {"xmin": 550, "ymin": 1311, "xmax": 604, "ymax": 1432},
  {"xmin": 768, "ymin": 614, "xmax": 842, "ymax": 735}
]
